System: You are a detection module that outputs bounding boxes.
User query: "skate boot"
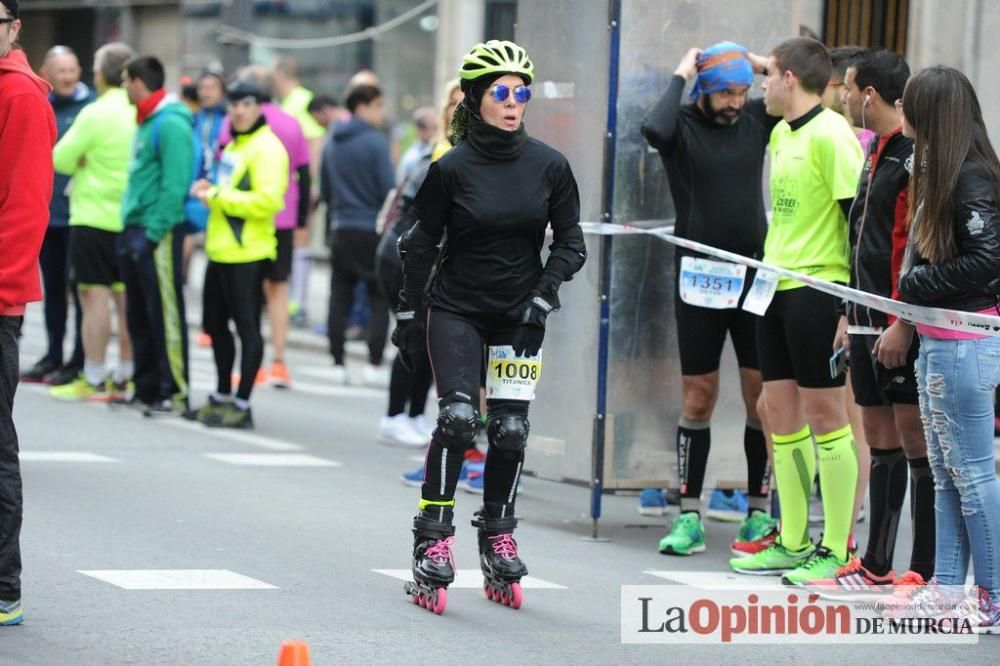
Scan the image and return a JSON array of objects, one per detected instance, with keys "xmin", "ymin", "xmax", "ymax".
[
  {"xmin": 405, "ymin": 505, "xmax": 456, "ymax": 615},
  {"xmin": 472, "ymin": 503, "xmax": 528, "ymax": 609}
]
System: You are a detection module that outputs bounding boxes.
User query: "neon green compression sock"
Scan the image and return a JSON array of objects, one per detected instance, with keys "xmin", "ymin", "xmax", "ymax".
[
  {"xmin": 772, "ymin": 425, "xmax": 815, "ymax": 552},
  {"xmin": 816, "ymin": 424, "xmax": 859, "ymax": 561}
]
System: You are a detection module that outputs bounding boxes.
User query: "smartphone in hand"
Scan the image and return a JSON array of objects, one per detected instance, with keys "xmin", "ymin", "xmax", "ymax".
[{"xmin": 829, "ymin": 346, "xmax": 848, "ymax": 379}]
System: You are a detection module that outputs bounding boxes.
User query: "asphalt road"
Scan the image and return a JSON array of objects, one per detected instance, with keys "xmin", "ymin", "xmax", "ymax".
[{"xmin": 2, "ymin": 300, "xmax": 997, "ymax": 664}]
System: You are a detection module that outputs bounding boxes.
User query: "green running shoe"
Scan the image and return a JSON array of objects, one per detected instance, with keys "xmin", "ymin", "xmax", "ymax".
[
  {"xmin": 49, "ymin": 376, "xmax": 105, "ymax": 401},
  {"xmin": 194, "ymin": 395, "xmax": 230, "ymax": 424},
  {"xmin": 736, "ymin": 510, "xmax": 778, "ymax": 544},
  {"xmin": 658, "ymin": 512, "xmax": 705, "ymax": 556},
  {"xmin": 0, "ymin": 598, "xmax": 23, "ymax": 625},
  {"xmin": 202, "ymin": 403, "xmax": 254, "ymax": 430},
  {"xmin": 781, "ymin": 546, "xmax": 850, "ymax": 587},
  {"xmin": 730, "ymin": 541, "xmax": 814, "ymax": 575}
]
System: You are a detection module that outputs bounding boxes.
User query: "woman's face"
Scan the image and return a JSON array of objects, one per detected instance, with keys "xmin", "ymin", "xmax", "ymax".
[{"xmin": 479, "ymin": 74, "xmax": 529, "ymax": 132}]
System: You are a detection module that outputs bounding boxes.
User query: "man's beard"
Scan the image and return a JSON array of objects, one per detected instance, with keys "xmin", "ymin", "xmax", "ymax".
[{"xmin": 701, "ymin": 99, "xmax": 741, "ymax": 126}]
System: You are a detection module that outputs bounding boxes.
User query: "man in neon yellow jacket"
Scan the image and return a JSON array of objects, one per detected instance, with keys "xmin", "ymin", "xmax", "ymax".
[
  {"xmin": 49, "ymin": 42, "xmax": 136, "ymax": 402},
  {"xmin": 190, "ymin": 79, "xmax": 288, "ymax": 429}
]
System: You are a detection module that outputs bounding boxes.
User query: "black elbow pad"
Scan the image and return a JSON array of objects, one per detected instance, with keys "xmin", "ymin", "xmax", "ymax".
[
  {"xmin": 548, "ymin": 227, "xmax": 587, "ymax": 280},
  {"xmin": 397, "ymin": 222, "xmax": 439, "ymax": 261}
]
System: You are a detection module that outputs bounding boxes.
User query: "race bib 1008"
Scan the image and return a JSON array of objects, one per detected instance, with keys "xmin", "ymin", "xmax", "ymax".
[
  {"xmin": 679, "ymin": 257, "xmax": 747, "ymax": 309},
  {"xmin": 486, "ymin": 346, "xmax": 542, "ymax": 401}
]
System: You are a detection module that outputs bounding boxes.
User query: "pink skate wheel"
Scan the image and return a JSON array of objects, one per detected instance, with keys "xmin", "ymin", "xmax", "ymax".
[
  {"xmin": 432, "ymin": 588, "xmax": 447, "ymax": 615},
  {"xmin": 509, "ymin": 583, "xmax": 523, "ymax": 610},
  {"xmin": 485, "ymin": 586, "xmax": 494, "ymax": 600}
]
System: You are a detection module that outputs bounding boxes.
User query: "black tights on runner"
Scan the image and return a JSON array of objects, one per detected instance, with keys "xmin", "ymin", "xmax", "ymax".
[
  {"xmin": 388, "ymin": 352, "xmax": 433, "ymax": 418},
  {"xmin": 203, "ymin": 260, "xmax": 266, "ymax": 402},
  {"xmin": 421, "ymin": 309, "xmax": 527, "ymax": 510}
]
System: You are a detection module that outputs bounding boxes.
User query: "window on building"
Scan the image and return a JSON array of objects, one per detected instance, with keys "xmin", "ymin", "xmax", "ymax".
[
  {"xmin": 822, "ymin": 0, "xmax": 909, "ymax": 53},
  {"xmin": 485, "ymin": 0, "xmax": 516, "ymax": 41}
]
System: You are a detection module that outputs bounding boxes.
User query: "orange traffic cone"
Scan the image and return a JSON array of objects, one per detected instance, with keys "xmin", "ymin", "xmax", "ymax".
[{"xmin": 277, "ymin": 640, "xmax": 311, "ymax": 666}]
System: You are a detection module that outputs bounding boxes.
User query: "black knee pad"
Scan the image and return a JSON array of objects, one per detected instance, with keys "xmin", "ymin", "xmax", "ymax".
[
  {"xmin": 487, "ymin": 411, "xmax": 530, "ymax": 461},
  {"xmin": 436, "ymin": 391, "xmax": 480, "ymax": 452}
]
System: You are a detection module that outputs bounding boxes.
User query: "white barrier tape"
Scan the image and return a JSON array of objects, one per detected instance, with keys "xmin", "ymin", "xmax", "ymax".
[{"xmin": 580, "ymin": 222, "xmax": 1000, "ymax": 337}]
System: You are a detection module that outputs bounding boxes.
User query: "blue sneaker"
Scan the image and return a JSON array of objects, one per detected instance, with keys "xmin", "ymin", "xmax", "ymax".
[
  {"xmin": 400, "ymin": 465, "xmax": 425, "ymax": 488},
  {"xmin": 461, "ymin": 464, "xmax": 522, "ymax": 495},
  {"xmin": 461, "ymin": 469, "xmax": 484, "ymax": 495},
  {"xmin": 639, "ymin": 488, "xmax": 669, "ymax": 516},
  {"xmin": 706, "ymin": 489, "xmax": 749, "ymax": 522},
  {"xmin": 402, "ymin": 460, "xmax": 485, "ymax": 490},
  {"xmin": 0, "ymin": 598, "xmax": 22, "ymax": 626}
]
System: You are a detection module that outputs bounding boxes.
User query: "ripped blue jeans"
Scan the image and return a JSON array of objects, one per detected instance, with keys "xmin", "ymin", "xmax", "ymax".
[{"xmin": 916, "ymin": 335, "xmax": 1000, "ymax": 601}]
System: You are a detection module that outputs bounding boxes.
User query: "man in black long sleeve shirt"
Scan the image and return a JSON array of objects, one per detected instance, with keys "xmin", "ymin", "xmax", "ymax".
[{"xmin": 640, "ymin": 43, "xmax": 778, "ymax": 557}]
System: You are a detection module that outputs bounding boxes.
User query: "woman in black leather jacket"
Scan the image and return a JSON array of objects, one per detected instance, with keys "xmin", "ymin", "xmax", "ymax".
[{"xmin": 894, "ymin": 66, "xmax": 1000, "ymax": 631}]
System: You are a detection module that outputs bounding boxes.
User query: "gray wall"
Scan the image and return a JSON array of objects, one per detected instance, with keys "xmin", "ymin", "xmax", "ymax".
[{"xmin": 907, "ymin": 0, "xmax": 1000, "ymax": 141}]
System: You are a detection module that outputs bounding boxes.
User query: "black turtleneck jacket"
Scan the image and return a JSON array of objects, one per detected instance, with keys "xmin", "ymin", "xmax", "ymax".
[{"xmin": 402, "ymin": 121, "xmax": 586, "ymax": 317}]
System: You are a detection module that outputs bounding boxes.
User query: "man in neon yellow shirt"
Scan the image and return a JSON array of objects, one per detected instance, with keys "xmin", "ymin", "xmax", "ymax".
[
  {"xmin": 273, "ymin": 55, "xmax": 325, "ymax": 142},
  {"xmin": 729, "ymin": 37, "xmax": 863, "ymax": 584},
  {"xmin": 50, "ymin": 42, "xmax": 137, "ymax": 401},
  {"xmin": 190, "ymin": 79, "xmax": 288, "ymax": 429}
]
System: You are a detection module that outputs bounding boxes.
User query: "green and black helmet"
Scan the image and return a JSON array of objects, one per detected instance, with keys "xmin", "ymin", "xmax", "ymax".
[{"xmin": 459, "ymin": 40, "xmax": 534, "ymax": 88}]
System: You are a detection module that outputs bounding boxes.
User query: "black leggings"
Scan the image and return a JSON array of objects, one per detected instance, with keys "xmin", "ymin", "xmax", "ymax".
[
  {"xmin": 388, "ymin": 354, "xmax": 433, "ymax": 417},
  {"xmin": 377, "ymin": 236, "xmax": 433, "ymax": 418},
  {"xmin": 327, "ymin": 229, "xmax": 389, "ymax": 365},
  {"xmin": 39, "ymin": 226, "xmax": 83, "ymax": 367},
  {"xmin": 203, "ymin": 261, "xmax": 265, "ymax": 401},
  {"xmin": 421, "ymin": 309, "xmax": 528, "ymax": 510}
]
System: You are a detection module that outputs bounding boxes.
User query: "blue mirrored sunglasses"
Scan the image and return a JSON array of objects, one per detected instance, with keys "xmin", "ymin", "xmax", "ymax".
[{"xmin": 490, "ymin": 84, "xmax": 532, "ymax": 104}]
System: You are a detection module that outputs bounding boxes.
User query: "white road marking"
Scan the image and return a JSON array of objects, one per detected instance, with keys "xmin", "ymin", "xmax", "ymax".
[
  {"xmin": 188, "ymin": 378, "xmax": 384, "ymax": 400},
  {"xmin": 20, "ymin": 451, "xmax": 119, "ymax": 463},
  {"xmin": 372, "ymin": 569, "xmax": 566, "ymax": 589},
  {"xmin": 643, "ymin": 569, "xmax": 788, "ymax": 590},
  {"xmin": 163, "ymin": 418, "xmax": 304, "ymax": 452},
  {"xmin": 79, "ymin": 569, "xmax": 278, "ymax": 590},
  {"xmin": 203, "ymin": 453, "xmax": 341, "ymax": 467}
]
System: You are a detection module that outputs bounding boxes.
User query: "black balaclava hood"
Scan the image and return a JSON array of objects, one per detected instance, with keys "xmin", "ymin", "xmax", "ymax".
[{"xmin": 451, "ymin": 72, "xmax": 529, "ymax": 144}]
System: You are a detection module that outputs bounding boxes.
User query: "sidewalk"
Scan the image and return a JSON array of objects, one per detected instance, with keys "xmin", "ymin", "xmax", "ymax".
[{"xmin": 185, "ymin": 250, "xmax": 380, "ymax": 360}]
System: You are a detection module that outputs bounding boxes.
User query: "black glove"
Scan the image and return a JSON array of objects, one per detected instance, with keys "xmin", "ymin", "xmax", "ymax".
[
  {"xmin": 508, "ymin": 273, "xmax": 562, "ymax": 357},
  {"xmin": 392, "ymin": 291, "xmax": 425, "ymax": 372}
]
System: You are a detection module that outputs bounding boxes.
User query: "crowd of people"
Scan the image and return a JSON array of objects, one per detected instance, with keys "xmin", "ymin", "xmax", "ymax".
[
  {"xmin": 638, "ymin": 36, "xmax": 1000, "ymax": 630},
  {"xmin": 1, "ymin": 0, "xmax": 999, "ymax": 628},
  {"xmin": 13, "ymin": 45, "xmax": 444, "ymax": 432}
]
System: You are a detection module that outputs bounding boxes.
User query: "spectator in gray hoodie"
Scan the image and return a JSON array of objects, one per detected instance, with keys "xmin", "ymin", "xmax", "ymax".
[{"xmin": 320, "ymin": 84, "xmax": 394, "ymax": 386}]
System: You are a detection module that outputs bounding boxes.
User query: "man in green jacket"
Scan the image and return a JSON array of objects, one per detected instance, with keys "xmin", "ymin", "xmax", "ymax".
[
  {"xmin": 117, "ymin": 55, "xmax": 193, "ymax": 416},
  {"xmin": 50, "ymin": 42, "xmax": 136, "ymax": 402}
]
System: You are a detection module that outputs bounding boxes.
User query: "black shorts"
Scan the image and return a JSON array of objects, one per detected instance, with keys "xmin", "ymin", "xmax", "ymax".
[
  {"xmin": 756, "ymin": 286, "xmax": 845, "ymax": 388},
  {"xmin": 265, "ymin": 229, "xmax": 293, "ymax": 282},
  {"xmin": 427, "ymin": 308, "xmax": 522, "ymax": 409},
  {"xmin": 69, "ymin": 226, "xmax": 121, "ymax": 287},
  {"xmin": 675, "ymin": 291, "xmax": 759, "ymax": 375},
  {"xmin": 849, "ymin": 332, "xmax": 919, "ymax": 407}
]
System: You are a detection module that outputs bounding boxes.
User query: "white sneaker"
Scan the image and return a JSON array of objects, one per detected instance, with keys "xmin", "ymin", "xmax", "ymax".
[
  {"xmin": 378, "ymin": 414, "xmax": 428, "ymax": 448},
  {"xmin": 409, "ymin": 414, "xmax": 436, "ymax": 439},
  {"xmin": 331, "ymin": 364, "xmax": 349, "ymax": 386},
  {"xmin": 363, "ymin": 363, "xmax": 390, "ymax": 388}
]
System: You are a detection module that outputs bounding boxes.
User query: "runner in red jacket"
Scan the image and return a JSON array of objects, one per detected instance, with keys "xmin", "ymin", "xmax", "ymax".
[
  {"xmin": 0, "ymin": 0, "xmax": 59, "ymax": 627},
  {"xmin": 0, "ymin": 47, "xmax": 58, "ymax": 315}
]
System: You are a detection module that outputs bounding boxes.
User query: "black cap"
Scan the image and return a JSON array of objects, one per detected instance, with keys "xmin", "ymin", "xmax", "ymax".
[
  {"xmin": 0, "ymin": 1, "xmax": 18, "ymax": 19},
  {"xmin": 226, "ymin": 79, "xmax": 264, "ymax": 104}
]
